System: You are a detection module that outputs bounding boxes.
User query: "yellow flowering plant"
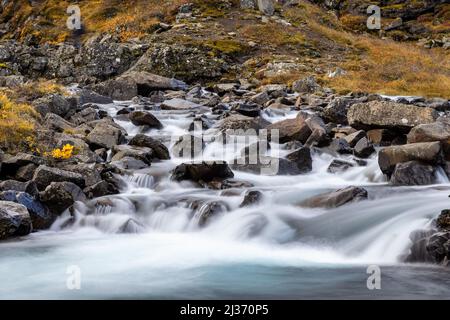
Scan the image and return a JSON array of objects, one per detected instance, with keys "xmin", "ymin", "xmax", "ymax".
[{"xmin": 45, "ymin": 144, "xmax": 75, "ymax": 160}]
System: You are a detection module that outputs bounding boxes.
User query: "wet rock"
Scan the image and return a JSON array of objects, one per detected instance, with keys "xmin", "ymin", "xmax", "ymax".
[
  {"xmin": 172, "ymin": 135, "xmax": 205, "ymax": 158},
  {"xmin": 118, "ymin": 218, "xmax": 146, "ymax": 234},
  {"xmin": 390, "ymin": 161, "xmax": 436, "ymax": 186},
  {"xmin": 128, "ymin": 134, "xmax": 170, "ymax": 160},
  {"xmin": 83, "ymin": 180, "xmax": 119, "ymax": 199},
  {"xmin": 286, "ymin": 147, "xmax": 313, "ymax": 173},
  {"xmin": 172, "ymin": 162, "xmax": 234, "ymax": 184},
  {"xmin": 40, "ymin": 182, "xmax": 87, "ymax": 215},
  {"xmin": 207, "ymin": 178, "xmax": 254, "ymax": 190},
  {"xmin": 348, "ymin": 101, "xmax": 437, "ymax": 132},
  {"xmin": 111, "ymin": 157, "xmax": 148, "ymax": 170},
  {"xmin": 86, "ymin": 121, "xmax": 125, "ymax": 149},
  {"xmin": 0, "ymin": 191, "xmax": 53, "ymax": 230},
  {"xmin": 300, "ymin": 186, "xmax": 368, "ymax": 208},
  {"xmin": 111, "ymin": 145, "xmax": 153, "ymax": 165},
  {"xmin": 231, "ymin": 156, "xmax": 302, "ymax": 175},
  {"xmin": 329, "ymin": 138, "xmax": 353, "ymax": 155},
  {"xmin": 92, "ymin": 71, "xmax": 187, "ymax": 100},
  {"xmin": 76, "ymin": 89, "xmax": 113, "ymax": 105},
  {"xmin": 192, "ymin": 200, "xmax": 229, "ymax": 227},
  {"xmin": 437, "ymin": 209, "xmax": 450, "ymax": 231},
  {"xmin": 353, "ymin": 137, "xmax": 375, "ymax": 158},
  {"xmin": 327, "ymin": 159, "xmax": 355, "ymax": 174},
  {"xmin": 240, "ymin": 190, "xmax": 263, "ymax": 207},
  {"xmin": 266, "ymin": 117, "xmax": 311, "ymax": 144},
  {"xmin": 0, "ymin": 201, "xmax": 32, "ymax": 240},
  {"xmin": 378, "ymin": 142, "xmax": 442, "ymax": 176},
  {"xmin": 129, "ymin": 111, "xmax": 163, "ymax": 129},
  {"xmin": 32, "ymin": 165, "xmax": 85, "ymax": 191}
]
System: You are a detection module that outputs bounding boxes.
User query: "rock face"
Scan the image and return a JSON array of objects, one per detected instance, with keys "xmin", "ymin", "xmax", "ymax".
[
  {"xmin": 92, "ymin": 71, "xmax": 187, "ymax": 100},
  {"xmin": 300, "ymin": 187, "xmax": 368, "ymax": 208},
  {"xmin": 347, "ymin": 101, "xmax": 437, "ymax": 132},
  {"xmin": 172, "ymin": 162, "xmax": 234, "ymax": 184},
  {"xmin": 0, "ymin": 201, "xmax": 32, "ymax": 240},
  {"xmin": 390, "ymin": 161, "xmax": 436, "ymax": 186},
  {"xmin": 378, "ymin": 141, "xmax": 442, "ymax": 175}
]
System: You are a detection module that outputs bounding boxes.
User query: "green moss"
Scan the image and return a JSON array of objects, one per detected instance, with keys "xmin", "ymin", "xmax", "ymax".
[{"xmin": 205, "ymin": 39, "xmax": 249, "ymax": 56}]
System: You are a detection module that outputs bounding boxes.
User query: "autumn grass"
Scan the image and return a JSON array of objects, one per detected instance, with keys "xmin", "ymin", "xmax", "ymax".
[
  {"xmin": 325, "ymin": 38, "xmax": 450, "ymax": 98},
  {"xmin": 0, "ymin": 93, "xmax": 38, "ymax": 152}
]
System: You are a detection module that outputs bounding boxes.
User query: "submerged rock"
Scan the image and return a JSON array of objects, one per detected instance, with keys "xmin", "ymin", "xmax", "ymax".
[
  {"xmin": 300, "ymin": 186, "xmax": 368, "ymax": 208},
  {"xmin": 240, "ymin": 190, "xmax": 263, "ymax": 207}
]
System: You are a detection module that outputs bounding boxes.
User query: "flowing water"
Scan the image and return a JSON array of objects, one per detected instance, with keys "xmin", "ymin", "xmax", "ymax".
[{"xmin": 1, "ymin": 100, "xmax": 450, "ymax": 300}]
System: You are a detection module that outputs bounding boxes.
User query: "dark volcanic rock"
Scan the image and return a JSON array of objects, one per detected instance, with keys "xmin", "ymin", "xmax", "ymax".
[
  {"xmin": 129, "ymin": 134, "xmax": 170, "ymax": 160},
  {"xmin": 40, "ymin": 182, "xmax": 87, "ymax": 215},
  {"xmin": 32, "ymin": 165, "xmax": 85, "ymax": 191},
  {"xmin": 239, "ymin": 190, "xmax": 263, "ymax": 208},
  {"xmin": 129, "ymin": 111, "xmax": 163, "ymax": 129},
  {"xmin": 172, "ymin": 162, "xmax": 234, "ymax": 184},
  {"xmin": 286, "ymin": 147, "xmax": 313, "ymax": 173},
  {"xmin": 0, "ymin": 201, "xmax": 32, "ymax": 240}
]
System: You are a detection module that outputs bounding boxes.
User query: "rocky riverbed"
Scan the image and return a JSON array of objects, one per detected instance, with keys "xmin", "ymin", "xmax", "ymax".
[{"xmin": 1, "ymin": 0, "xmax": 450, "ymax": 299}]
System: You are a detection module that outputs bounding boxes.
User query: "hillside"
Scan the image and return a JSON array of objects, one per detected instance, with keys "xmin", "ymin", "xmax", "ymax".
[{"xmin": 0, "ymin": 0, "xmax": 448, "ymax": 98}]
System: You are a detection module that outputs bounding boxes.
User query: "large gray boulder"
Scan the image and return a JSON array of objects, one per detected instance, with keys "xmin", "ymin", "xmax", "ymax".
[
  {"xmin": 128, "ymin": 134, "xmax": 170, "ymax": 160},
  {"xmin": 92, "ymin": 71, "xmax": 187, "ymax": 100},
  {"xmin": 86, "ymin": 121, "xmax": 125, "ymax": 149},
  {"xmin": 378, "ymin": 141, "xmax": 443, "ymax": 175},
  {"xmin": 129, "ymin": 111, "xmax": 163, "ymax": 129},
  {"xmin": 0, "ymin": 201, "xmax": 32, "ymax": 240},
  {"xmin": 172, "ymin": 162, "xmax": 234, "ymax": 184},
  {"xmin": 348, "ymin": 101, "xmax": 437, "ymax": 132},
  {"xmin": 32, "ymin": 165, "xmax": 85, "ymax": 191},
  {"xmin": 407, "ymin": 120, "xmax": 450, "ymax": 158}
]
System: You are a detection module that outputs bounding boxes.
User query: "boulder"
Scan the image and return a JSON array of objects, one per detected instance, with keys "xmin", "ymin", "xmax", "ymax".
[
  {"xmin": 257, "ymin": 0, "xmax": 275, "ymax": 15},
  {"xmin": 43, "ymin": 113, "xmax": 74, "ymax": 133},
  {"xmin": 1, "ymin": 153, "xmax": 45, "ymax": 178},
  {"xmin": 344, "ymin": 130, "xmax": 366, "ymax": 147},
  {"xmin": 266, "ymin": 117, "xmax": 311, "ymax": 143},
  {"xmin": 0, "ymin": 201, "xmax": 32, "ymax": 240},
  {"xmin": 239, "ymin": 190, "xmax": 263, "ymax": 207},
  {"xmin": 192, "ymin": 200, "xmax": 229, "ymax": 227},
  {"xmin": 327, "ymin": 159, "xmax": 355, "ymax": 174},
  {"xmin": 111, "ymin": 145, "xmax": 153, "ymax": 165},
  {"xmin": 86, "ymin": 121, "xmax": 125, "ymax": 149},
  {"xmin": 0, "ymin": 191, "xmax": 53, "ymax": 230},
  {"xmin": 286, "ymin": 147, "xmax": 313, "ymax": 173},
  {"xmin": 40, "ymin": 182, "xmax": 87, "ymax": 215},
  {"xmin": 407, "ymin": 120, "xmax": 450, "ymax": 158},
  {"xmin": 353, "ymin": 137, "xmax": 375, "ymax": 158},
  {"xmin": 129, "ymin": 111, "xmax": 163, "ymax": 129},
  {"xmin": 292, "ymin": 76, "xmax": 321, "ymax": 94},
  {"xmin": 77, "ymin": 89, "xmax": 113, "ymax": 105},
  {"xmin": 0, "ymin": 180, "xmax": 39, "ymax": 198},
  {"xmin": 172, "ymin": 162, "xmax": 234, "ymax": 184},
  {"xmin": 437, "ymin": 209, "xmax": 450, "ymax": 231},
  {"xmin": 367, "ymin": 129, "xmax": 398, "ymax": 146},
  {"xmin": 378, "ymin": 141, "xmax": 442, "ymax": 175},
  {"xmin": 70, "ymin": 107, "xmax": 100, "ymax": 126},
  {"xmin": 390, "ymin": 161, "xmax": 436, "ymax": 186},
  {"xmin": 33, "ymin": 94, "xmax": 72, "ymax": 118},
  {"xmin": 231, "ymin": 156, "xmax": 303, "ymax": 175},
  {"xmin": 329, "ymin": 138, "xmax": 353, "ymax": 155},
  {"xmin": 300, "ymin": 186, "xmax": 368, "ymax": 208},
  {"xmin": 32, "ymin": 165, "xmax": 85, "ymax": 191},
  {"xmin": 347, "ymin": 101, "xmax": 437, "ymax": 132},
  {"xmin": 217, "ymin": 114, "xmax": 270, "ymax": 132},
  {"xmin": 128, "ymin": 134, "xmax": 170, "ymax": 160},
  {"xmin": 83, "ymin": 180, "xmax": 119, "ymax": 199},
  {"xmin": 92, "ymin": 71, "xmax": 187, "ymax": 100}
]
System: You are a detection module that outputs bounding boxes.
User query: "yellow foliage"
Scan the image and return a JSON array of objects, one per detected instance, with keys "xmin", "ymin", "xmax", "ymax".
[
  {"xmin": 45, "ymin": 144, "xmax": 75, "ymax": 160},
  {"xmin": 0, "ymin": 93, "xmax": 38, "ymax": 152}
]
